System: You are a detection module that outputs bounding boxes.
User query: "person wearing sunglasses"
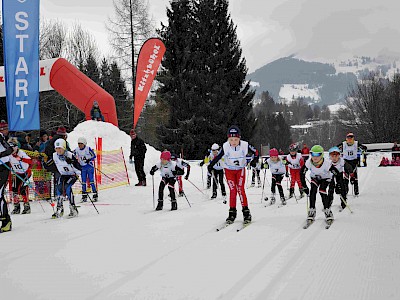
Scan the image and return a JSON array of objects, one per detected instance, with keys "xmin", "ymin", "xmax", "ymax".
[
  {"xmin": 327, "ymin": 147, "xmax": 353, "ymax": 212},
  {"xmin": 337, "ymin": 133, "xmax": 367, "ymax": 196},
  {"xmin": 300, "ymin": 145, "xmax": 334, "ymax": 223}
]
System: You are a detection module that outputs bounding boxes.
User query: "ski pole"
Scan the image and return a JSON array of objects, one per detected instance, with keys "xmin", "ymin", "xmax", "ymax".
[
  {"xmin": 261, "ymin": 168, "xmax": 267, "ymax": 203},
  {"xmin": 172, "ymin": 184, "xmax": 191, "ymax": 208},
  {"xmin": 0, "ymin": 160, "xmax": 46, "ymax": 212},
  {"xmin": 95, "ymin": 166, "xmax": 114, "ymax": 181},
  {"xmin": 73, "ymin": 169, "xmax": 99, "ymax": 214},
  {"xmin": 201, "ymin": 165, "xmax": 204, "ymax": 188},
  {"xmin": 187, "ymin": 179, "xmax": 206, "ymax": 196},
  {"xmin": 340, "ymin": 195, "xmax": 354, "ymax": 214},
  {"xmin": 152, "ymin": 175, "xmax": 155, "ymax": 209}
]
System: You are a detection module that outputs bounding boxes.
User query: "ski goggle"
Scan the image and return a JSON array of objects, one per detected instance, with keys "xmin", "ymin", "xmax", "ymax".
[
  {"xmin": 310, "ymin": 152, "xmax": 323, "ymax": 157},
  {"xmin": 346, "ymin": 135, "xmax": 354, "ymax": 139},
  {"xmin": 329, "ymin": 152, "xmax": 340, "ymax": 156}
]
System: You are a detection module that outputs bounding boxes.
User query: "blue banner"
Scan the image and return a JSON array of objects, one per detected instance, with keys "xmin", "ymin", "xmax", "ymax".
[{"xmin": 2, "ymin": 0, "xmax": 40, "ymax": 131}]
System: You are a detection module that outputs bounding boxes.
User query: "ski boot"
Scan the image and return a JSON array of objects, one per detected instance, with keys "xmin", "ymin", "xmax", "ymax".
[
  {"xmin": 299, "ymin": 189, "xmax": 304, "ymax": 198},
  {"xmin": 354, "ymin": 183, "xmax": 359, "ymax": 196},
  {"xmin": 52, "ymin": 205, "xmax": 64, "ymax": 219},
  {"xmin": 11, "ymin": 203, "xmax": 21, "ymax": 214},
  {"xmin": 270, "ymin": 195, "xmax": 276, "ymax": 205},
  {"xmin": 250, "ymin": 182, "xmax": 255, "ymax": 187},
  {"xmin": 288, "ymin": 188, "xmax": 294, "ymax": 199},
  {"xmin": 222, "ymin": 192, "xmax": 227, "ymax": 204},
  {"xmin": 226, "ymin": 207, "xmax": 237, "ymax": 224},
  {"xmin": 211, "ymin": 192, "xmax": 217, "ymax": 199},
  {"xmin": 280, "ymin": 196, "xmax": 286, "ymax": 206},
  {"xmin": 92, "ymin": 193, "xmax": 98, "ymax": 202},
  {"xmin": 257, "ymin": 182, "xmax": 261, "ymax": 188},
  {"xmin": 156, "ymin": 200, "xmax": 163, "ymax": 211},
  {"xmin": 171, "ymin": 200, "xmax": 178, "ymax": 211},
  {"xmin": 307, "ymin": 208, "xmax": 316, "ymax": 221},
  {"xmin": 81, "ymin": 193, "xmax": 88, "ymax": 202},
  {"xmin": 324, "ymin": 208, "xmax": 334, "ymax": 221},
  {"xmin": 21, "ymin": 202, "xmax": 31, "ymax": 214},
  {"xmin": 242, "ymin": 206, "xmax": 252, "ymax": 224},
  {"xmin": 0, "ymin": 217, "xmax": 12, "ymax": 233},
  {"xmin": 178, "ymin": 191, "xmax": 184, "ymax": 197},
  {"xmin": 142, "ymin": 179, "xmax": 147, "ymax": 187},
  {"xmin": 135, "ymin": 181, "xmax": 143, "ymax": 186},
  {"xmin": 68, "ymin": 204, "xmax": 79, "ymax": 218}
]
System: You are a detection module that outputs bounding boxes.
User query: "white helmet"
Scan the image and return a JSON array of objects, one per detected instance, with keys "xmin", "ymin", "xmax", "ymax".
[
  {"xmin": 211, "ymin": 143, "xmax": 220, "ymax": 150},
  {"xmin": 78, "ymin": 137, "xmax": 87, "ymax": 145},
  {"xmin": 54, "ymin": 138, "xmax": 66, "ymax": 150}
]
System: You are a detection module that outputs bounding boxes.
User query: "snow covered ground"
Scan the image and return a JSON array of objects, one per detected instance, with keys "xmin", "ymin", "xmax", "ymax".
[
  {"xmin": 279, "ymin": 84, "xmax": 321, "ymax": 104},
  {"xmin": 1, "ymin": 125, "xmax": 400, "ymax": 299}
]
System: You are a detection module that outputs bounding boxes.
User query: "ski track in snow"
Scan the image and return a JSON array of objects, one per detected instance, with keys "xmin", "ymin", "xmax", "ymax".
[{"xmin": 1, "ymin": 151, "xmax": 400, "ymax": 299}]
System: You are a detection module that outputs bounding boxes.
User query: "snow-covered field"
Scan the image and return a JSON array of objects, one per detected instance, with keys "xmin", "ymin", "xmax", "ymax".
[
  {"xmin": 1, "ymin": 124, "xmax": 400, "ymax": 300},
  {"xmin": 279, "ymin": 84, "xmax": 321, "ymax": 104}
]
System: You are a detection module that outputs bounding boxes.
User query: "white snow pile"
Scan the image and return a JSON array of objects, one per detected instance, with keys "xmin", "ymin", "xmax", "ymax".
[{"xmin": 67, "ymin": 120, "xmax": 160, "ymax": 178}]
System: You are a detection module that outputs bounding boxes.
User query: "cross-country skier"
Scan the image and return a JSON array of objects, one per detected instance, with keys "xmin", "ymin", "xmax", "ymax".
[
  {"xmin": 149, "ymin": 151, "xmax": 184, "ymax": 211},
  {"xmin": 9, "ymin": 142, "xmax": 32, "ymax": 214},
  {"xmin": 74, "ymin": 137, "xmax": 98, "ymax": 202},
  {"xmin": 327, "ymin": 146, "xmax": 352, "ymax": 211},
  {"xmin": 170, "ymin": 153, "xmax": 191, "ymax": 197},
  {"xmin": 0, "ymin": 133, "xmax": 13, "ymax": 232},
  {"xmin": 337, "ymin": 132, "xmax": 367, "ymax": 196},
  {"xmin": 52, "ymin": 139, "xmax": 81, "ymax": 218},
  {"xmin": 204, "ymin": 143, "xmax": 226, "ymax": 199},
  {"xmin": 251, "ymin": 157, "xmax": 262, "ymax": 188},
  {"xmin": 264, "ymin": 148, "xmax": 287, "ymax": 205},
  {"xmin": 300, "ymin": 145, "xmax": 334, "ymax": 223},
  {"xmin": 208, "ymin": 126, "xmax": 258, "ymax": 224},
  {"xmin": 199, "ymin": 149, "xmax": 212, "ymax": 189},
  {"xmin": 286, "ymin": 143, "xmax": 304, "ymax": 199}
]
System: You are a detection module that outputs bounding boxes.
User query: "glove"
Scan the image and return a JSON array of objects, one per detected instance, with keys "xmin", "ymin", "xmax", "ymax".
[
  {"xmin": 84, "ymin": 158, "xmax": 91, "ymax": 164},
  {"xmin": 65, "ymin": 157, "xmax": 73, "ymax": 164},
  {"xmin": 149, "ymin": 170, "xmax": 155, "ymax": 176},
  {"xmin": 129, "ymin": 159, "xmax": 133, "ymax": 164},
  {"xmin": 330, "ymin": 166, "xmax": 339, "ymax": 176},
  {"xmin": 335, "ymin": 183, "xmax": 341, "ymax": 194},
  {"xmin": 302, "ymin": 187, "xmax": 309, "ymax": 195},
  {"xmin": 199, "ymin": 161, "xmax": 204, "ymax": 167},
  {"xmin": 263, "ymin": 163, "xmax": 269, "ymax": 169},
  {"xmin": 285, "ymin": 172, "xmax": 289, "ymax": 178},
  {"xmin": 184, "ymin": 174, "xmax": 189, "ymax": 180},
  {"xmin": 350, "ymin": 174, "xmax": 355, "ymax": 184}
]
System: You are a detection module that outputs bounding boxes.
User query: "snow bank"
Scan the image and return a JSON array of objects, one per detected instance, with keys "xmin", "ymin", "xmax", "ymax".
[
  {"xmin": 67, "ymin": 121, "xmax": 160, "ymax": 180},
  {"xmin": 279, "ymin": 84, "xmax": 321, "ymax": 103}
]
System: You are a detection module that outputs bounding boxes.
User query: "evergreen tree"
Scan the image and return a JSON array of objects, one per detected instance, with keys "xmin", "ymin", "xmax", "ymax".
[
  {"xmin": 83, "ymin": 53, "xmax": 101, "ymax": 85},
  {"xmin": 157, "ymin": 0, "xmax": 255, "ymax": 158}
]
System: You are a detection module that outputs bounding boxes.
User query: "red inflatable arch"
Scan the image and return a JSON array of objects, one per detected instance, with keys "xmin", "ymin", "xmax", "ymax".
[{"xmin": 49, "ymin": 58, "xmax": 118, "ymax": 126}]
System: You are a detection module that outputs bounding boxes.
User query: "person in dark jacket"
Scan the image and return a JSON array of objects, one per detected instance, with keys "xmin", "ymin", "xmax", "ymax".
[
  {"xmin": 129, "ymin": 129, "xmax": 147, "ymax": 186},
  {"xmin": 90, "ymin": 101, "xmax": 105, "ymax": 122}
]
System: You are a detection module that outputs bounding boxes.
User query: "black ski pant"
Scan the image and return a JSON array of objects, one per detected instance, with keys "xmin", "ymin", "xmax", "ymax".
[
  {"xmin": 252, "ymin": 168, "xmax": 261, "ymax": 185},
  {"xmin": 271, "ymin": 174, "xmax": 284, "ymax": 198},
  {"xmin": 211, "ymin": 169, "xmax": 226, "ymax": 195},
  {"xmin": 309, "ymin": 177, "xmax": 331, "ymax": 209},
  {"xmin": 159, "ymin": 177, "xmax": 176, "ymax": 201},
  {"xmin": 0, "ymin": 167, "xmax": 11, "ymax": 227},
  {"xmin": 134, "ymin": 157, "xmax": 146, "ymax": 182},
  {"xmin": 344, "ymin": 159, "xmax": 358, "ymax": 194},
  {"xmin": 328, "ymin": 174, "xmax": 347, "ymax": 208}
]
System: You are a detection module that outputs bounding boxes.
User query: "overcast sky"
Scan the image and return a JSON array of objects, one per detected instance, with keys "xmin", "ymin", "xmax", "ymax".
[{"xmin": 2, "ymin": 0, "xmax": 400, "ymax": 72}]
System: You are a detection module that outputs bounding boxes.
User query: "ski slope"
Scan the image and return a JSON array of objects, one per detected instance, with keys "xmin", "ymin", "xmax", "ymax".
[{"xmin": 1, "ymin": 128, "xmax": 399, "ymax": 299}]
